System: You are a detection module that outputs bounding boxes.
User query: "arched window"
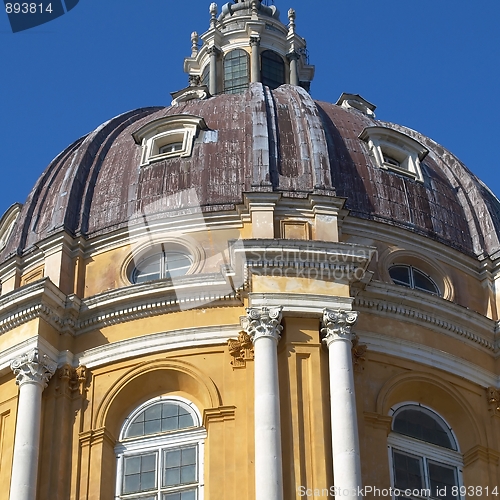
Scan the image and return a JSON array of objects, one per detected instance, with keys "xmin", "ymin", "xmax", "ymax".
[
  {"xmin": 389, "ymin": 265, "xmax": 440, "ymax": 295},
  {"xmin": 115, "ymin": 397, "xmax": 206, "ymax": 500},
  {"xmin": 388, "ymin": 404, "xmax": 463, "ymax": 499},
  {"xmin": 131, "ymin": 247, "xmax": 193, "ymax": 284},
  {"xmin": 223, "ymin": 49, "xmax": 249, "ymax": 94},
  {"xmin": 261, "ymin": 50, "xmax": 285, "ymax": 89}
]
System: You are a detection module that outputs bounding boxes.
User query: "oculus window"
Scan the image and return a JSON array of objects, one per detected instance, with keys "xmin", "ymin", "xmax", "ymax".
[
  {"xmin": 388, "ymin": 405, "xmax": 463, "ymax": 500},
  {"xmin": 224, "ymin": 49, "xmax": 249, "ymax": 94},
  {"xmin": 116, "ymin": 397, "xmax": 206, "ymax": 500},
  {"xmin": 389, "ymin": 265, "xmax": 440, "ymax": 295},
  {"xmin": 131, "ymin": 248, "xmax": 193, "ymax": 284},
  {"xmin": 261, "ymin": 50, "xmax": 285, "ymax": 89}
]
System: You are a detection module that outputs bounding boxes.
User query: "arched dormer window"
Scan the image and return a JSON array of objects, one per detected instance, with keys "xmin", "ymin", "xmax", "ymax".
[
  {"xmin": 224, "ymin": 49, "xmax": 249, "ymax": 94},
  {"xmin": 261, "ymin": 50, "xmax": 285, "ymax": 89},
  {"xmin": 388, "ymin": 404, "xmax": 463, "ymax": 499},
  {"xmin": 115, "ymin": 397, "xmax": 206, "ymax": 500}
]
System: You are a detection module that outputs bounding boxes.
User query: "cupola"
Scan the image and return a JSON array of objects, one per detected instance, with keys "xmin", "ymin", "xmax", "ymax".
[{"xmin": 180, "ymin": 0, "xmax": 315, "ymax": 99}]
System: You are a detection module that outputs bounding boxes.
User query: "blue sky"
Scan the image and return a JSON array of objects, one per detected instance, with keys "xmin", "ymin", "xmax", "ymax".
[{"xmin": 1, "ymin": 0, "xmax": 499, "ymax": 218}]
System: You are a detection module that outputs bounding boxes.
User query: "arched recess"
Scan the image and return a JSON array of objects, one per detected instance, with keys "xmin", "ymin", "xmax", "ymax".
[
  {"xmin": 376, "ymin": 371, "xmax": 485, "ymax": 453},
  {"xmin": 95, "ymin": 359, "xmax": 222, "ymax": 439}
]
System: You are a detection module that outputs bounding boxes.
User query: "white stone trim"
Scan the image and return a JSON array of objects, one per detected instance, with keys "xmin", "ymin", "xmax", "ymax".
[
  {"xmin": 357, "ymin": 330, "xmax": 499, "ymax": 388},
  {"xmin": 75, "ymin": 325, "xmax": 239, "ymax": 369},
  {"xmin": 356, "ymin": 283, "xmax": 496, "ymax": 352},
  {"xmin": 249, "ymin": 293, "xmax": 353, "ymax": 317}
]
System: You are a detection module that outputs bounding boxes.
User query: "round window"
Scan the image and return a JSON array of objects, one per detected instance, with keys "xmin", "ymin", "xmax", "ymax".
[
  {"xmin": 389, "ymin": 265, "xmax": 439, "ymax": 295},
  {"xmin": 132, "ymin": 250, "xmax": 192, "ymax": 284}
]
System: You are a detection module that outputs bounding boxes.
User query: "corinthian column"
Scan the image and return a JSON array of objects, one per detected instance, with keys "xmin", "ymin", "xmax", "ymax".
[
  {"xmin": 242, "ymin": 306, "xmax": 283, "ymax": 500},
  {"xmin": 322, "ymin": 310, "xmax": 362, "ymax": 499},
  {"xmin": 9, "ymin": 348, "xmax": 57, "ymax": 500}
]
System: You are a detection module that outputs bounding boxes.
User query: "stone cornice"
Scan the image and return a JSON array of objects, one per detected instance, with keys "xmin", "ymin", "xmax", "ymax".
[
  {"xmin": 356, "ymin": 282, "xmax": 496, "ymax": 352},
  {"xmin": 342, "ymin": 217, "xmax": 483, "ymax": 278},
  {"xmin": 0, "ymin": 276, "xmax": 242, "ymax": 337}
]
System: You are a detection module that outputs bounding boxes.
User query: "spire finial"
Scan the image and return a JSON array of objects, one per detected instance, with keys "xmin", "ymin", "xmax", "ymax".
[
  {"xmin": 210, "ymin": 3, "xmax": 218, "ymax": 28},
  {"xmin": 288, "ymin": 8, "xmax": 296, "ymax": 35},
  {"xmin": 191, "ymin": 31, "xmax": 199, "ymax": 57}
]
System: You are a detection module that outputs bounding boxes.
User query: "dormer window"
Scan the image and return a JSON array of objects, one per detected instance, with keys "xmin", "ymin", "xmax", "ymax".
[
  {"xmin": 382, "ymin": 154, "xmax": 401, "ymax": 169},
  {"xmin": 359, "ymin": 126, "xmax": 428, "ymax": 182},
  {"xmin": 132, "ymin": 115, "xmax": 208, "ymax": 166},
  {"xmin": 159, "ymin": 142, "xmax": 184, "ymax": 155}
]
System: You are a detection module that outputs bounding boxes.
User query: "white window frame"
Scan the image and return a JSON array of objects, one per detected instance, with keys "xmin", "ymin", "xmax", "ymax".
[
  {"xmin": 359, "ymin": 126, "xmax": 428, "ymax": 182},
  {"xmin": 115, "ymin": 396, "xmax": 206, "ymax": 500},
  {"xmin": 387, "ymin": 403, "xmax": 464, "ymax": 500},
  {"xmin": 132, "ymin": 115, "xmax": 208, "ymax": 166}
]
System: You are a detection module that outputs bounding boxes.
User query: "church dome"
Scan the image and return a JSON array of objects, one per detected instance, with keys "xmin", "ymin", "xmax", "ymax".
[{"xmin": 2, "ymin": 83, "xmax": 499, "ymax": 262}]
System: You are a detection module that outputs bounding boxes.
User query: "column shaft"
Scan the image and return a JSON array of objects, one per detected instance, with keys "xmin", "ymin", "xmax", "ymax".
[
  {"xmin": 243, "ymin": 306, "xmax": 283, "ymax": 500},
  {"xmin": 9, "ymin": 348, "xmax": 57, "ymax": 500},
  {"xmin": 250, "ymin": 37, "xmax": 260, "ymax": 83},
  {"xmin": 289, "ymin": 57, "xmax": 299, "ymax": 86},
  {"xmin": 209, "ymin": 47, "xmax": 218, "ymax": 95},
  {"xmin": 10, "ymin": 382, "xmax": 44, "ymax": 500},
  {"xmin": 328, "ymin": 339, "xmax": 362, "ymax": 496},
  {"xmin": 254, "ymin": 335, "xmax": 283, "ymax": 500},
  {"xmin": 322, "ymin": 310, "xmax": 362, "ymax": 499}
]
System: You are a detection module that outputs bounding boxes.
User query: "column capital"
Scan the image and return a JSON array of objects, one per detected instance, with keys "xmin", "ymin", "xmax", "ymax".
[
  {"xmin": 321, "ymin": 309, "xmax": 359, "ymax": 346},
  {"xmin": 286, "ymin": 51, "xmax": 300, "ymax": 62},
  {"xmin": 242, "ymin": 306, "xmax": 283, "ymax": 343},
  {"xmin": 207, "ymin": 45, "xmax": 221, "ymax": 56},
  {"xmin": 10, "ymin": 348, "xmax": 57, "ymax": 389},
  {"xmin": 249, "ymin": 35, "xmax": 261, "ymax": 47}
]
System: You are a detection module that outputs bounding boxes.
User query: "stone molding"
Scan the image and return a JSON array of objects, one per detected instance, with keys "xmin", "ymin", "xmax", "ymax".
[
  {"xmin": 10, "ymin": 348, "xmax": 57, "ymax": 388},
  {"xmin": 321, "ymin": 309, "xmax": 359, "ymax": 346},
  {"xmin": 203, "ymin": 406, "xmax": 236, "ymax": 427},
  {"xmin": 463, "ymin": 445, "xmax": 500, "ymax": 467},
  {"xmin": 355, "ymin": 292, "xmax": 495, "ymax": 352},
  {"xmin": 241, "ymin": 306, "xmax": 283, "ymax": 343}
]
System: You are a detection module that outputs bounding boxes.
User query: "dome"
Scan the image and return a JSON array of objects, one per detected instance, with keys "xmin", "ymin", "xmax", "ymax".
[{"xmin": 2, "ymin": 83, "xmax": 500, "ymax": 261}]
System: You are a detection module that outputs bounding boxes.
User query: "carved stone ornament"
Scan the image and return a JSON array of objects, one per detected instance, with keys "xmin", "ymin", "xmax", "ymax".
[
  {"xmin": 10, "ymin": 348, "xmax": 57, "ymax": 389},
  {"xmin": 241, "ymin": 306, "xmax": 283, "ymax": 343},
  {"xmin": 56, "ymin": 364, "xmax": 90, "ymax": 396},
  {"xmin": 487, "ymin": 387, "xmax": 500, "ymax": 414},
  {"xmin": 321, "ymin": 309, "xmax": 359, "ymax": 346},
  {"xmin": 351, "ymin": 336, "xmax": 368, "ymax": 371},
  {"xmin": 228, "ymin": 331, "xmax": 254, "ymax": 368}
]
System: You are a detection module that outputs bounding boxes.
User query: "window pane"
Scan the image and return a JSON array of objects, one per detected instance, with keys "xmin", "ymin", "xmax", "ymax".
[
  {"xmin": 428, "ymin": 462, "xmax": 459, "ymax": 500},
  {"xmin": 261, "ymin": 50, "xmax": 285, "ymax": 90},
  {"xmin": 389, "ymin": 265, "xmax": 411, "ymax": 287},
  {"xmin": 162, "ymin": 447, "xmax": 197, "ymax": 488},
  {"xmin": 123, "ymin": 454, "xmax": 157, "ymax": 494},
  {"xmin": 413, "ymin": 268, "xmax": 439, "ymax": 294},
  {"xmin": 393, "ymin": 409, "xmax": 454, "ymax": 449},
  {"xmin": 393, "ymin": 451, "xmax": 424, "ymax": 491},
  {"xmin": 127, "ymin": 402, "xmax": 195, "ymax": 437},
  {"xmin": 163, "ymin": 490, "xmax": 197, "ymax": 500},
  {"xmin": 224, "ymin": 49, "xmax": 249, "ymax": 94}
]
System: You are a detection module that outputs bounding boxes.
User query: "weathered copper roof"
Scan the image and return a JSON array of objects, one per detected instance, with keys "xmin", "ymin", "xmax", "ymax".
[{"xmin": 3, "ymin": 83, "xmax": 500, "ymax": 260}]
